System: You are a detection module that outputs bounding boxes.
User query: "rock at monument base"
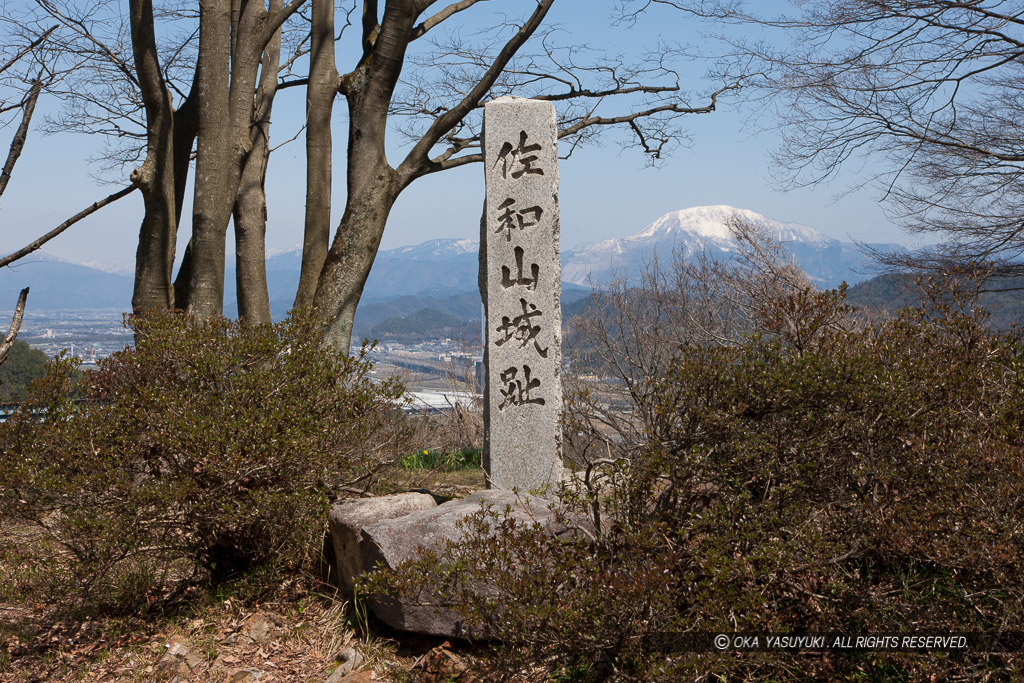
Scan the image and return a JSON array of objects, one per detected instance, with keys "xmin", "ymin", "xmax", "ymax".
[
  {"xmin": 329, "ymin": 489, "xmax": 560, "ymax": 638},
  {"xmin": 328, "ymin": 492, "xmax": 438, "ymax": 597}
]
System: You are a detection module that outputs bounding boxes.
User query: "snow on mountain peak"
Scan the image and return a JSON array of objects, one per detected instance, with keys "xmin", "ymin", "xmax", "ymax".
[
  {"xmin": 266, "ymin": 244, "xmax": 302, "ymax": 258},
  {"xmin": 561, "ymin": 206, "xmax": 841, "ymax": 287},
  {"xmin": 383, "ymin": 237, "xmax": 480, "ymax": 259},
  {"xmin": 443, "ymin": 238, "xmax": 477, "ymax": 255},
  {"xmin": 639, "ymin": 205, "xmax": 740, "ymax": 239},
  {"xmin": 637, "ymin": 205, "xmax": 831, "ymax": 244}
]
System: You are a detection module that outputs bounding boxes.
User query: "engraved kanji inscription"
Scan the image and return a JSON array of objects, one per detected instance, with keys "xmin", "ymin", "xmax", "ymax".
[
  {"xmin": 498, "ymin": 364, "xmax": 545, "ymax": 410},
  {"xmin": 494, "ymin": 130, "xmax": 544, "ymax": 179},
  {"xmin": 495, "ymin": 298, "xmax": 549, "ymax": 358},
  {"xmin": 496, "ymin": 198, "xmax": 543, "ymax": 242},
  {"xmin": 501, "ymin": 246, "xmax": 539, "ymax": 290}
]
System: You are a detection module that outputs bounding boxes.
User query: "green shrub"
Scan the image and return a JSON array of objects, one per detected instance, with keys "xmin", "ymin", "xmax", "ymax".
[
  {"xmin": 0, "ymin": 312, "xmax": 407, "ymax": 615},
  {"xmin": 367, "ymin": 289, "xmax": 1024, "ymax": 679},
  {"xmin": 0, "ymin": 339, "xmax": 49, "ymax": 401}
]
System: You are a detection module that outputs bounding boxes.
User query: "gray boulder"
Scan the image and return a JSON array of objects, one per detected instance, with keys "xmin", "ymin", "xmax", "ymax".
[
  {"xmin": 329, "ymin": 489, "xmax": 560, "ymax": 637},
  {"xmin": 328, "ymin": 492, "xmax": 438, "ymax": 596}
]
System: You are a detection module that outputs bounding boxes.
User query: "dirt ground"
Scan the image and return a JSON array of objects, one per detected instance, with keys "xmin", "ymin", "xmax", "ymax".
[
  {"xmin": 1, "ymin": 470, "xmax": 498, "ymax": 683},
  {"xmin": 0, "ymin": 583, "xmax": 495, "ymax": 682}
]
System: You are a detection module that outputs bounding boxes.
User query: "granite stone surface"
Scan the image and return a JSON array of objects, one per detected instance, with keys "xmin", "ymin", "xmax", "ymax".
[
  {"xmin": 327, "ymin": 492, "xmax": 437, "ymax": 596},
  {"xmin": 480, "ymin": 96, "xmax": 564, "ymax": 493}
]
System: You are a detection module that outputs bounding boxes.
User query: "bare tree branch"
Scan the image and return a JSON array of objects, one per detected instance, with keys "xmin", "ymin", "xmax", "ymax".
[
  {"xmin": 556, "ymin": 91, "xmax": 727, "ymax": 138},
  {"xmin": 0, "ymin": 185, "xmax": 135, "ymax": 269},
  {"xmin": 427, "ymin": 150, "xmax": 482, "ymax": 172},
  {"xmin": 35, "ymin": 0, "xmax": 141, "ymax": 88},
  {"xmin": 277, "ymin": 77, "xmax": 310, "ymax": 90},
  {"xmin": 255, "ymin": 0, "xmax": 309, "ymax": 55},
  {"xmin": 398, "ymin": 0, "xmax": 554, "ymax": 180},
  {"xmin": 411, "ymin": 0, "xmax": 491, "ymax": 40},
  {"xmin": 362, "ymin": 0, "xmax": 380, "ymax": 55},
  {"xmin": 0, "ymin": 77, "xmax": 43, "ymax": 201},
  {"xmin": 0, "ymin": 287, "xmax": 29, "ymax": 366},
  {"xmin": 0, "ymin": 26, "xmax": 56, "ymax": 77},
  {"xmin": 532, "ymin": 82, "xmax": 680, "ymax": 102}
]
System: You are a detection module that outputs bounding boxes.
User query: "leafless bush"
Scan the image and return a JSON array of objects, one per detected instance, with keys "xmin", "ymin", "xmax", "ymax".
[{"xmin": 563, "ymin": 216, "xmax": 855, "ymax": 482}]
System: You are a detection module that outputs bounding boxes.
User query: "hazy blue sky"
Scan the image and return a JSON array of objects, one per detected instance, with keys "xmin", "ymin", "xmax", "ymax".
[{"xmin": 0, "ymin": 0, "xmax": 910, "ymax": 271}]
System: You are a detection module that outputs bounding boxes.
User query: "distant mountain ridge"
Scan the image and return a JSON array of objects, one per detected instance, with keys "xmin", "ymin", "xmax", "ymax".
[
  {"xmin": 0, "ymin": 252, "xmax": 132, "ymax": 310},
  {"xmin": 4, "ymin": 206, "xmax": 893, "ymax": 317}
]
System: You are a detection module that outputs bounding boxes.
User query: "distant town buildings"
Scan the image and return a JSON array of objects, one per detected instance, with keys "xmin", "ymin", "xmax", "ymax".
[{"xmin": 2, "ymin": 308, "xmax": 134, "ymax": 362}]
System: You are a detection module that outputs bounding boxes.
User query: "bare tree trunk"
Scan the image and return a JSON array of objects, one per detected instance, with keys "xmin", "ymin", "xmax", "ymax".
[
  {"xmin": 128, "ymin": 0, "xmax": 181, "ymax": 313},
  {"xmin": 232, "ymin": 0, "xmax": 282, "ymax": 324},
  {"xmin": 131, "ymin": 164, "xmax": 177, "ymax": 312},
  {"xmin": 0, "ymin": 288, "xmax": 29, "ymax": 367},
  {"xmin": 186, "ymin": 0, "xmax": 234, "ymax": 318},
  {"xmin": 313, "ymin": 179, "xmax": 399, "ymax": 350},
  {"xmin": 311, "ymin": 0, "xmax": 419, "ymax": 349},
  {"xmin": 185, "ymin": 0, "xmax": 304, "ymax": 319},
  {"xmin": 293, "ymin": 0, "xmax": 338, "ymax": 313},
  {"xmin": 170, "ymin": 93, "xmax": 199, "ymax": 311}
]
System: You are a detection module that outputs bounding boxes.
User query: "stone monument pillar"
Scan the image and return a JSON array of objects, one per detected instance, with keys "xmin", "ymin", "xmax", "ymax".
[{"xmin": 480, "ymin": 96, "xmax": 563, "ymax": 492}]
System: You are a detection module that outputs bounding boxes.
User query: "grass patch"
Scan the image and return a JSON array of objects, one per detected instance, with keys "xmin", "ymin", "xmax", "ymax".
[{"xmin": 400, "ymin": 448, "xmax": 481, "ymax": 472}]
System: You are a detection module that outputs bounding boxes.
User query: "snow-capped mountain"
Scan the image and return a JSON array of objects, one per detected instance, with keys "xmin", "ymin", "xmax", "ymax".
[
  {"xmin": 638, "ymin": 205, "xmax": 830, "ymax": 244},
  {"xmin": 251, "ymin": 206, "xmax": 886, "ymax": 309},
  {"xmin": 9, "ymin": 206, "xmax": 889, "ymax": 315},
  {"xmin": 562, "ymin": 205, "xmax": 879, "ymax": 288},
  {"xmin": 0, "ymin": 251, "xmax": 133, "ymax": 309},
  {"xmin": 387, "ymin": 237, "xmax": 478, "ymax": 259},
  {"xmin": 76, "ymin": 259, "xmax": 135, "ymax": 276}
]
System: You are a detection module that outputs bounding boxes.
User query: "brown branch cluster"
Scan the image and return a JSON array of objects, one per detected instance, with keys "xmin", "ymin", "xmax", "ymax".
[
  {"xmin": 643, "ymin": 0, "xmax": 1024, "ymax": 261},
  {"xmin": 391, "ymin": 15, "xmax": 740, "ymax": 175}
]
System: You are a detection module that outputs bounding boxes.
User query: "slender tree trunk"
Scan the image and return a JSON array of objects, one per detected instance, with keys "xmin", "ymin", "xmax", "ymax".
[
  {"xmin": 312, "ymin": 0, "xmax": 418, "ymax": 349},
  {"xmin": 186, "ymin": 0, "xmax": 234, "ymax": 318},
  {"xmin": 129, "ymin": 0, "xmax": 179, "ymax": 313},
  {"xmin": 294, "ymin": 0, "xmax": 338, "ymax": 313},
  {"xmin": 0, "ymin": 79, "xmax": 41, "ymax": 202},
  {"xmin": 171, "ymin": 94, "xmax": 199, "ymax": 311},
  {"xmin": 233, "ymin": 0, "xmax": 282, "ymax": 324}
]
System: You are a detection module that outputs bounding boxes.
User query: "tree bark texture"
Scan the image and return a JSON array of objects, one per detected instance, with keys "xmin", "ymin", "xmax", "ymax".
[
  {"xmin": 311, "ymin": 0, "xmax": 422, "ymax": 350},
  {"xmin": 186, "ymin": 0, "xmax": 235, "ymax": 318},
  {"xmin": 0, "ymin": 288, "xmax": 29, "ymax": 367},
  {"xmin": 170, "ymin": 93, "xmax": 199, "ymax": 311},
  {"xmin": 0, "ymin": 79, "xmax": 41, "ymax": 202},
  {"xmin": 232, "ymin": 0, "xmax": 283, "ymax": 324},
  {"xmin": 186, "ymin": 0, "xmax": 305, "ymax": 319},
  {"xmin": 293, "ymin": 0, "xmax": 338, "ymax": 313},
  {"xmin": 129, "ymin": 0, "xmax": 179, "ymax": 313},
  {"xmin": 313, "ymin": 176, "xmax": 400, "ymax": 350}
]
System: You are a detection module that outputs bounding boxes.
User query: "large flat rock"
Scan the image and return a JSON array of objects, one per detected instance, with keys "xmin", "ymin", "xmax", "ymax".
[
  {"xmin": 329, "ymin": 489, "xmax": 559, "ymax": 638},
  {"xmin": 328, "ymin": 492, "xmax": 438, "ymax": 597}
]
